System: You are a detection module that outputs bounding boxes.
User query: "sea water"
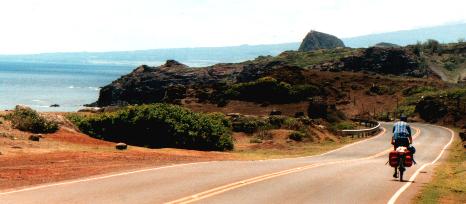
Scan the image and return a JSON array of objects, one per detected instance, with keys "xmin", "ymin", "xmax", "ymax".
[{"xmin": 0, "ymin": 61, "xmax": 133, "ymax": 112}]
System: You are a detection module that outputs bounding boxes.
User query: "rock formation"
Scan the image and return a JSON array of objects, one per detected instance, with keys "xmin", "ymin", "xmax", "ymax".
[
  {"xmin": 96, "ymin": 60, "xmax": 243, "ymax": 106},
  {"xmin": 298, "ymin": 30, "xmax": 345, "ymax": 51},
  {"xmin": 339, "ymin": 47, "xmax": 423, "ymax": 76}
]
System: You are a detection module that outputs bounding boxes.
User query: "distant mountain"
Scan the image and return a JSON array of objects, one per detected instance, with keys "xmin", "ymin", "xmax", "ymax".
[
  {"xmin": 372, "ymin": 42, "xmax": 401, "ymax": 48},
  {"xmin": 0, "ymin": 43, "xmax": 299, "ymax": 67},
  {"xmin": 0, "ymin": 23, "xmax": 463, "ymax": 67},
  {"xmin": 343, "ymin": 23, "xmax": 466, "ymax": 48}
]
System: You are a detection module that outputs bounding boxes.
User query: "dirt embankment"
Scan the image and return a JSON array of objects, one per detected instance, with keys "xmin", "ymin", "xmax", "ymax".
[{"xmin": 0, "ymin": 123, "xmax": 232, "ymax": 190}]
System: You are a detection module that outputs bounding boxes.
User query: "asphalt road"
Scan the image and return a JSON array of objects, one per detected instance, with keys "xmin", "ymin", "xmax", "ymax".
[{"xmin": 0, "ymin": 123, "xmax": 453, "ymax": 204}]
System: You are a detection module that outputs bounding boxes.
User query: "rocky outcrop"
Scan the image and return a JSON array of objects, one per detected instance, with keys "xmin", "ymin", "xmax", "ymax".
[
  {"xmin": 339, "ymin": 47, "xmax": 424, "ymax": 76},
  {"xmin": 97, "ymin": 60, "xmax": 244, "ymax": 106},
  {"xmin": 95, "ymin": 46, "xmax": 430, "ymax": 107},
  {"xmin": 298, "ymin": 30, "xmax": 345, "ymax": 51}
]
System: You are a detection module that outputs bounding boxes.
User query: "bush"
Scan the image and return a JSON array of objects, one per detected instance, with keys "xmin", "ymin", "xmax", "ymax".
[
  {"xmin": 226, "ymin": 77, "xmax": 292, "ymax": 103},
  {"xmin": 7, "ymin": 106, "xmax": 58, "ymax": 133},
  {"xmin": 307, "ymin": 100, "xmax": 328, "ymax": 119},
  {"xmin": 402, "ymin": 86, "xmax": 437, "ymax": 96},
  {"xmin": 288, "ymin": 131, "xmax": 304, "ymax": 142},
  {"xmin": 283, "ymin": 117, "xmax": 306, "ymax": 130},
  {"xmin": 423, "ymin": 39, "xmax": 440, "ymax": 53},
  {"xmin": 366, "ymin": 85, "xmax": 396, "ymax": 95},
  {"xmin": 443, "ymin": 62, "xmax": 457, "ymax": 71},
  {"xmin": 398, "ymin": 105, "xmax": 416, "ymax": 117},
  {"xmin": 68, "ymin": 104, "xmax": 233, "ymax": 151},
  {"xmin": 225, "ymin": 77, "xmax": 320, "ymax": 103},
  {"xmin": 290, "ymin": 84, "xmax": 320, "ymax": 100},
  {"xmin": 330, "ymin": 121, "xmax": 356, "ymax": 132},
  {"xmin": 232, "ymin": 117, "xmax": 268, "ymax": 134},
  {"xmin": 267, "ymin": 116, "xmax": 286, "ymax": 129}
]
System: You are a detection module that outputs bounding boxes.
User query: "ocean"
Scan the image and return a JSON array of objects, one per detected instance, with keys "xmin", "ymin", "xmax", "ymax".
[{"xmin": 0, "ymin": 62, "xmax": 133, "ymax": 112}]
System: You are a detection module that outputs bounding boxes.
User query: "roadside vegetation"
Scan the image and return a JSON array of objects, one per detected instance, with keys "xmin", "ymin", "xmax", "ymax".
[
  {"xmin": 5, "ymin": 106, "xmax": 58, "ymax": 133},
  {"xmin": 398, "ymin": 87, "xmax": 466, "ymax": 125},
  {"xmin": 67, "ymin": 104, "xmax": 233, "ymax": 151},
  {"xmin": 414, "ymin": 135, "xmax": 465, "ymax": 204}
]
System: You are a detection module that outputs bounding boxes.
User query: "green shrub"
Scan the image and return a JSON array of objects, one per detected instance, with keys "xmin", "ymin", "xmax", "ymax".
[
  {"xmin": 288, "ymin": 131, "xmax": 304, "ymax": 141},
  {"xmin": 423, "ymin": 39, "xmax": 440, "ymax": 53},
  {"xmin": 226, "ymin": 77, "xmax": 292, "ymax": 103},
  {"xmin": 402, "ymin": 86, "xmax": 437, "ymax": 96},
  {"xmin": 307, "ymin": 100, "xmax": 328, "ymax": 119},
  {"xmin": 267, "ymin": 116, "xmax": 286, "ymax": 129},
  {"xmin": 398, "ymin": 105, "xmax": 416, "ymax": 117},
  {"xmin": 283, "ymin": 117, "xmax": 306, "ymax": 130},
  {"xmin": 331, "ymin": 121, "xmax": 356, "ymax": 132},
  {"xmin": 7, "ymin": 106, "xmax": 58, "ymax": 133},
  {"xmin": 443, "ymin": 62, "xmax": 457, "ymax": 71},
  {"xmin": 366, "ymin": 85, "xmax": 396, "ymax": 95},
  {"xmin": 232, "ymin": 117, "xmax": 268, "ymax": 134},
  {"xmin": 290, "ymin": 84, "xmax": 320, "ymax": 99},
  {"xmin": 68, "ymin": 104, "xmax": 233, "ymax": 151},
  {"xmin": 225, "ymin": 77, "xmax": 320, "ymax": 103}
]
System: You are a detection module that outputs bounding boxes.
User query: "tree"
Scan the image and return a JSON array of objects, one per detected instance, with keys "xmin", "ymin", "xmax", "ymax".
[{"xmin": 423, "ymin": 39, "xmax": 440, "ymax": 53}]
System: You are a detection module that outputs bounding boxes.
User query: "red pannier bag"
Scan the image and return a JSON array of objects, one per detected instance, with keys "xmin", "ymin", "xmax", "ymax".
[
  {"xmin": 404, "ymin": 154, "xmax": 413, "ymax": 167},
  {"xmin": 389, "ymin": 151, "xmax": 398, "ymax": 167}
]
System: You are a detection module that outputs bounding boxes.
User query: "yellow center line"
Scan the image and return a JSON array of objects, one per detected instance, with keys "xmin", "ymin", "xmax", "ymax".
[{"xmin": 166, "ymin": 126, "xmax": 421, "ymax": 204}]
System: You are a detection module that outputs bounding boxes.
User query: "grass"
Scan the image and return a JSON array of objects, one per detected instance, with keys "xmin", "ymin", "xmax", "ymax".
[
  {"xmin": 252, "ymin": 48, "xmax": 357, "ymax": 68},
  {"xmin": 414, "ymin": 134, "xmax": 465, "ymax": 204},
  {"xmin": 232, "ymin": 136, "xmax": 367, "ymax": 160},
  {"xmin": 273, "ymin": 49, "xmax": 357, "ymax": 68}
]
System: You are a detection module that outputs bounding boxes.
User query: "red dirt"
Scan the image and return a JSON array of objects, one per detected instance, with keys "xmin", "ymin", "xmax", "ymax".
[
  {"xmin": 46, "ymin": 128, "xmax": 114, "ymax": 146},
  {"xmin": 0, "ymin": 125, "xmax": 233, "ymax": 191},
  {"xmin": 0, "ymin": 150, "xmax": 229, "ymax": 190}
]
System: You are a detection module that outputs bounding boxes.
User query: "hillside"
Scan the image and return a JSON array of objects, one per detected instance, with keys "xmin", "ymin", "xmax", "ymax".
[
  {"xmin": 418, "ymin": 41, "xmax": 466, "ymax": 82},
  {"xmin": 95, "ymin": 45, "xmax": 430, "ymax": 107}
]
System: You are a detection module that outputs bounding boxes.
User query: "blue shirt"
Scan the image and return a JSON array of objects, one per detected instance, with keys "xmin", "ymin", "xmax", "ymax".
[{"xmin": 393, "ymin": 121, "xmax": 412, "ymax": 139}]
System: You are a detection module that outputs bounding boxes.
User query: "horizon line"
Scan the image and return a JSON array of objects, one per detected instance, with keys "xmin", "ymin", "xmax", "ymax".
[{"xmin": 1, "ymin": 22, "xmax": 464, "ymax": 56}]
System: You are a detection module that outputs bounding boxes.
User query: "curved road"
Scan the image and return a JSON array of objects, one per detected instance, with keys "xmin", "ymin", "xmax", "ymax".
[{"xmin": 0, "ymin": 123, "xmax": 454, "ymax": 204}]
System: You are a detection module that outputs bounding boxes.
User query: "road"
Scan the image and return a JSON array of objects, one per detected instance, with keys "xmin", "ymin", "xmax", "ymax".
[{"xmin": 0, "ymin": 123, "xmax": 454, "ymax": 204}]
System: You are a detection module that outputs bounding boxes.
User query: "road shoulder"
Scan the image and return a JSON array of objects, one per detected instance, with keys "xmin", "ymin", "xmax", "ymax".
[{"xmin": 410, "ymin": 131, "xmax": 465, "ymax": 204}]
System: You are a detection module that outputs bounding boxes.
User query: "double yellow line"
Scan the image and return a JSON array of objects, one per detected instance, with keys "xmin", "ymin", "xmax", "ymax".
[{"xmin": 167, "ymin": 127, "xmax": 420, "ymax": 204}]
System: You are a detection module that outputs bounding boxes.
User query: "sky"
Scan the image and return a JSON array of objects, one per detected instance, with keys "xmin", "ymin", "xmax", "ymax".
[{"xmin": 0, "ymin": 0, "xmax": 464, "ymax": 54}]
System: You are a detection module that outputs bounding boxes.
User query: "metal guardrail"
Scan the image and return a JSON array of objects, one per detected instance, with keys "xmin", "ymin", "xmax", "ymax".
[{"xmin": 341, "ymin": 120, "xmax": 381, "ymax": 137}]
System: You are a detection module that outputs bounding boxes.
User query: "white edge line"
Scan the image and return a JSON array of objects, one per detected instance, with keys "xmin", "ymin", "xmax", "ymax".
[
  {"xmin": 387, "ymin": 125, "xmax": 455, "ymax": 204},
  {"xmin": 0, "ymin": 123, "xmax": 388, "ymax": 195},
  {"xmin": 0, "ymin": 161, "xmax": 217, "ymax": 196}
]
